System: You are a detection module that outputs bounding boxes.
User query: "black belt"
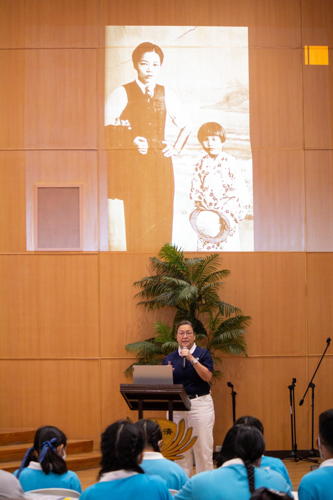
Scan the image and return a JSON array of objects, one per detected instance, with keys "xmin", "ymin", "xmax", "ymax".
[{"xmin": 188, "ymin": 392, "xmax": 210, "ymax": 399}]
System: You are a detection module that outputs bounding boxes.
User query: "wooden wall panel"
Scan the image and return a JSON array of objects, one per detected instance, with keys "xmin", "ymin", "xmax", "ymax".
[
  {"xmin": 305, "ymin": 151, "xmax": 333, "ymax": 251},
  {"xmin": 101, "ymin": 359, "xmax": 138, "ymax": 429},
  {"xmin": 303, "ymin": 50, "xmax": 333, "ymax": 150},
  {"xmin": 24, "ymin": 49, "xmax": 97, "ymax": 150},
  {"xmin": 0, "ymin": 0, "xmax": 98, "ymax": 49},
  {"xmin": 0, "ymin": 360, "xmax": 101, "ymax": 447},
  {"xmin": 0, "ymin": 50, "xmax": 25, "ymax": 149},
  {"xmin": 249, "ymin": 48, "xmax": 304, "ymax": 149},
  {"xmin": 0, "ymin": 152, "xmax": 26, "ymax": 252},
  {"xmin": 253, "ymin": 149, "xmax": 305, "ymax": 251},
  {"xmin": 99, "ymin": 0, "xmax": 301, "ymax": 49},
  {"xmin": 0, "ymin": 254, "xmax": 99, "ymax": 358},
  {"xmin": 307, "ymin": 253, "xmax": 333, "ymax": 353},
  {"xmin": 206, "ymin": 252, "xmax": 307, "ymax": 357},
  {"xmin": 25, "ymin": 150, "xmax": 99, "ymax": 251},
  {"xmin": 99, "ymin": 253, "xmax": 174, "ymax": 358},
  {"xmin": 211, "ymin": 356, "xmax": 308, "ymax": 451},
  {"xmin": 301, "ymin": 0, "xmax": 333, "ymax": 47}
]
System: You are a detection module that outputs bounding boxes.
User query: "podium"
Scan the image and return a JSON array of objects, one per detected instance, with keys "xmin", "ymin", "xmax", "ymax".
[{"xmin": 120, "ymin": 384, "xmax": 191, "ymax": 421}]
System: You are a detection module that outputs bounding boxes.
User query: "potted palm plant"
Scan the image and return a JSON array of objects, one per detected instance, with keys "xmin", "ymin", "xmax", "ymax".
[{"xmin": 125, "ymin": 243, "xmax": 251, "ymax": 380}]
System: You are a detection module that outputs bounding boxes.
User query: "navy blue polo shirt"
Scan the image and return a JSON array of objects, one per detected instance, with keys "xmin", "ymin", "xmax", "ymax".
[{"xmin": 162, "ymin": 345, "xmax": 213, "ymax": 395}]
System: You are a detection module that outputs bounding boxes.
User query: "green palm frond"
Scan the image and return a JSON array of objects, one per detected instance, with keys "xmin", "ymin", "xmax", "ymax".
[{"xmin": 125, "ymin": 243, "xmax": 251, "ymax": 380}]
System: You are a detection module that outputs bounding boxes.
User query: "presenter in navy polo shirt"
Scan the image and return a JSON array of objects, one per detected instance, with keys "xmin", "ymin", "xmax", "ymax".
[{"xmin": 163, "ymin": 320, "xmax": 215, "ymax": 476}]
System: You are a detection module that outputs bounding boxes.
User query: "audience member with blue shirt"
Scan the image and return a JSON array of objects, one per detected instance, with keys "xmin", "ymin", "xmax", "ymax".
[
  {"xmin": 298, "ymin": 408, "xmax": 333, "ymax": 500},
  {"xmin": 174, "ymin": 425, "xmax": 292, "ymax": 500},
  {"xmin": 136, "ymin": 419, "xmax": 188, "ymax": 491}
]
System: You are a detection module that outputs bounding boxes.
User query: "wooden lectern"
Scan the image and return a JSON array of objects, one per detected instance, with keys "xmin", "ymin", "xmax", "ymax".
[{"xmin": 120, "ymin": 384, "xmax": 191, "ymax": 421}]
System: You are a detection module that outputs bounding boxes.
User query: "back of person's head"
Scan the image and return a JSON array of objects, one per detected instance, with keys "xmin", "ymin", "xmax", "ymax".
[
  {"xmin": 16, "ymin": 426, "xmax": 57, "ymax": 478},
  {"xmin": 132, "ymin": 42, "xmax": 164, "ymax": 67},
  {"xmin": 36, "ymin": 426, "xmax": 68, "ymax": 475},
  {"xmin": 216, "ymin": 425, "xmax": 239, "ymax": 468},
  {"xmin": 197, "ymin": 122, "xmax": 226, "ymax": 145},
  {"xmin": 98, "ymin": 419, "xmax": 144, "ymax": 479},
  {"xmin": 319, "ymin": 408, "xmax": 333, "ymax": 454},
  {"xmin": 250, "ymin": 487, "xmax": 292, "ymax": 500},
  {"xmin": 0, "ymin": 469, "xmax": 26, "ymax": 499},
  {"xmin": 235, "ymin": 416, "xmax": 264, "ymax": 435},
  {"xmin": 135, "ymin": 419, "xmax": 162, "ymax": 452},
  {"xmin": 234, "ymin": 425, "xmax": 265, "ymax": 494}
]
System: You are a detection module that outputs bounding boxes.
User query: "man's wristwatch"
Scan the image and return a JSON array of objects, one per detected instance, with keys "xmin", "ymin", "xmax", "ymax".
[{"xmin": 192, "ymin": 358, "xmax": 199, "ymax": 365}]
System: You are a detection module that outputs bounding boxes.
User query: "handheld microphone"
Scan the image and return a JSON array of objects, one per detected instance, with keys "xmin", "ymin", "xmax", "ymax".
[{"xmin": 182, "ymin": 354, "xmax": 186, "ymax": 368}]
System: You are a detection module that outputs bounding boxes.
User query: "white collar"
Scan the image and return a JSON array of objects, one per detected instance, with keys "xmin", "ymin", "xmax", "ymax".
[
  {"xmin": 135, "ymin": 79, "xmax": 155, "ymax": 95},
  {"xmin": 142, "ymin": 451, "xmax": 164, "ymax": 461},
  {"xmin": 178, "ymin": 343, "xmax": 197, "ymax": 356},
  {"xmin": 27, "ymin": 462, "xmax": 43, "ymax": 470},
  {"xmin": 222, "ymin": 458, "xmax": 244, "ymax": 468},
  {"xmin": 320, "ymin": 458, "xmax": 333, "ymax": 468},
  {"xmin": 100, "ymin": 470, "xmax": 138, "ymax": 482}
]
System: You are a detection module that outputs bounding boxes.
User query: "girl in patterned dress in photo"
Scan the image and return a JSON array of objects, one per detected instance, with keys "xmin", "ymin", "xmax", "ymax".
[{"xmin": 190, "ymin": 122, "xmax": 250, "ymax": 251}]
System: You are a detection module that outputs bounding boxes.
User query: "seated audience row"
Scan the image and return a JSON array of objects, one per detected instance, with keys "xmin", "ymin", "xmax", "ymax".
[{"xmin": 4, "ymin": 409, "xmax": 333, "ymax": 500}]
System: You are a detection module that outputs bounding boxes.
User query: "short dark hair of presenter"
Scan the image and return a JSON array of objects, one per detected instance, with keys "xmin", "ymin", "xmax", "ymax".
[
  {"xmin": 318, "ymin": 408, "xmax": 333, "ymax": 456},
  {"xmin": 98, "ymin": 420, "xmax": 144, "ymax": 479},
  {"xmin": 132, "ymin": 42, "xmax": 164, "ymax": 68},
  {"xmin": 176, "ymin": 321, "xmax": 196, "ymax": 349}
]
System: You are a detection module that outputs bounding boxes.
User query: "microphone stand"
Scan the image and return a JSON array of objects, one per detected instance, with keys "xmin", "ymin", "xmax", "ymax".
[
  {"xmin": 299, "ymin": 337, "xmax": 331, "ymax": 458},
  {"xmin": 227, "ymin": 382, "xmax": 237, "ymax": 423},
  {"xmin": 283, "ymin": 378, "xmax": 315, "ymax": 462}
]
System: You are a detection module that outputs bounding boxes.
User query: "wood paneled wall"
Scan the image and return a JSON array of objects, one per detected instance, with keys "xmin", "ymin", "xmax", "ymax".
[{"xmin": 1, "ymin": 0, "xmax": 333, "ymax": 453}]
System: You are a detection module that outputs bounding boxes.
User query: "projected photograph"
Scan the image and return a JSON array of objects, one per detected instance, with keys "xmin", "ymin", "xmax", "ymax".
[{"xmin": 105, "ymin": 26, "xmax": 253, "ymax": 252}]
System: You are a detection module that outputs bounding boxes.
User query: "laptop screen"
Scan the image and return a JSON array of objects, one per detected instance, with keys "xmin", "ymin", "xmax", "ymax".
[{"xmin": 133, "ymin": 365, "xmax": 174, "ymax": 385}]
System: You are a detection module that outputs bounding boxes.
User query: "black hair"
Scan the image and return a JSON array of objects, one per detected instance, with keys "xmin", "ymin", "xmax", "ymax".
[
  {"xmin": 234, "ymin": 425, "xmax": 265, "ymax": 494},
  {"xmin": 235, "ymin": 416, "xmax": 264, "ymax": 435},
  {"xmin": 132, "ymin": 42, "xmax": 164, "ymax": 67},
  {"xmin": 36, "ymin": 426, "xmax": 67, "ymax": 475},
  {"xmin": 197, "ymin": 122, "xmax": 226, "ymax": 145},
  {"xmin": 135, "ymin": 420, "xmax": 162, "ymax": 452},
  {"xmin": 319, "ymin": 408, "xmax": 333, "ymax": 453},
  {"xmin": 16, "ymin": 426, "xmax": 44, "ymax": 478},
  {"xmin": 250, "ymin": 487, "xmax": 292, "ymax": 500},
  {"xmin": 98, "ymin": 420, "xmax": 144, "ymax": 479},
  {"xmin": 216, "ymin": 425, "xmax": 239, "ymax": 467},
  {"xmin": 176, "ymin": 321, "xmax": 194, "ymax": 333}
]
